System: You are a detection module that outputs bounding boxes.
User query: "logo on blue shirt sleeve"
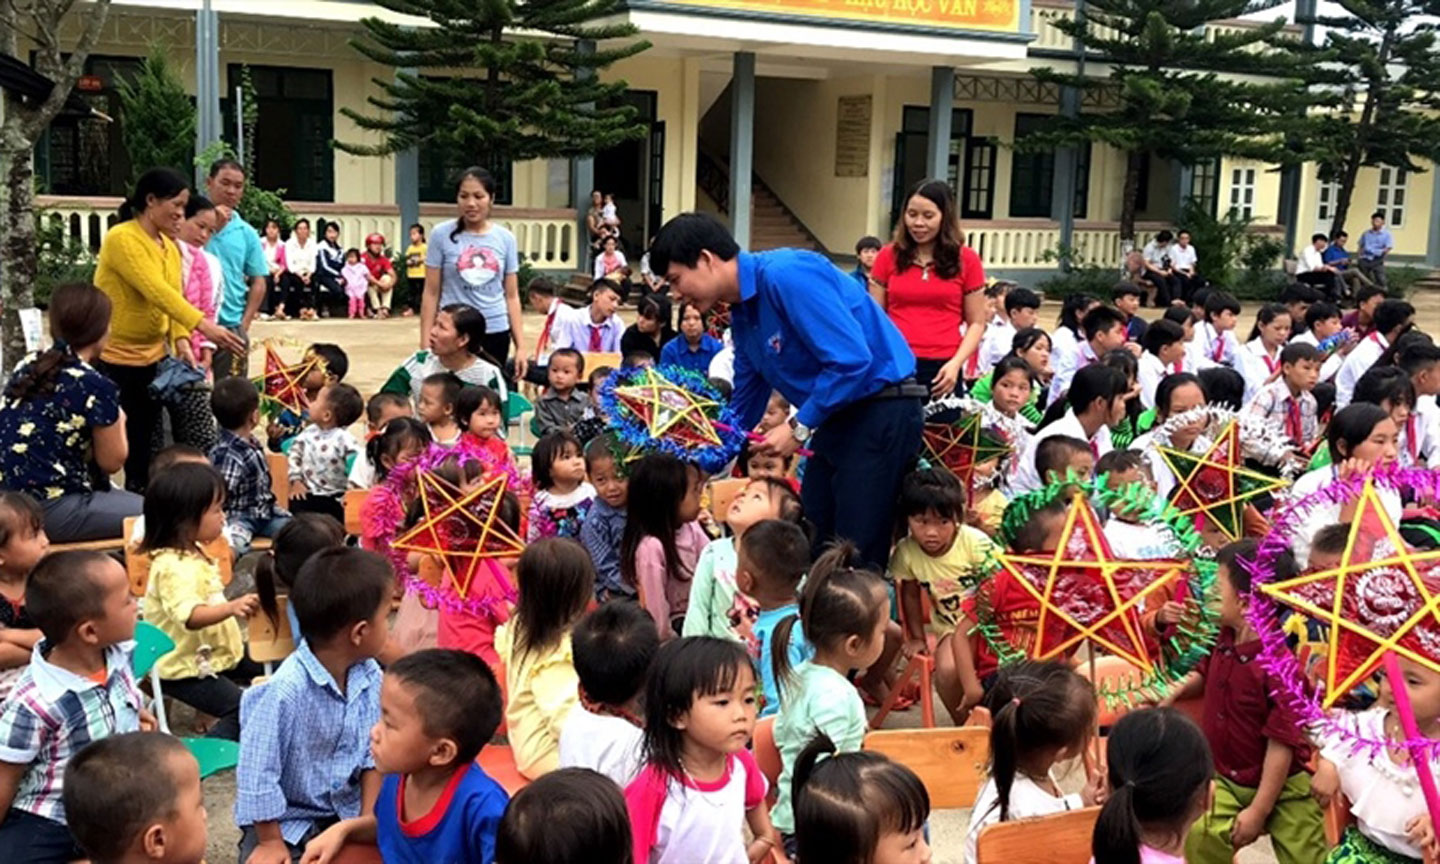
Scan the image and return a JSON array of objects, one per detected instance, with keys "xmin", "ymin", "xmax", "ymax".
[{"xmin": 768, "ymin": 332, "xmax": 783, "ymax": 354}]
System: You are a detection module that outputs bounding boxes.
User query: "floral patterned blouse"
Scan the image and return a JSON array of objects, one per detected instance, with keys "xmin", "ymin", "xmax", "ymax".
[{"xmin": 0, "ymin": 354, "xmax": 120, "ymax": 499}]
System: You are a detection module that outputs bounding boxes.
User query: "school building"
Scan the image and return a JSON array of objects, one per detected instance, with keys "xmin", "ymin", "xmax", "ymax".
[{"xmin": 33, "ymin": 0, "xmax": 1439, "ymax": 281}]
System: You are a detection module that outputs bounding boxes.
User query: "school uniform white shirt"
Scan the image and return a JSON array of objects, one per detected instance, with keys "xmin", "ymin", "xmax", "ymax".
[
  {"xmin": 1104, "ymin": 518, "xmax": 1173, "ymax": 560},
  {"xmin": 1138, "ymin": 351, "xmax": 1187, "ymax": 410},
  {"xmin": 1292, "ymin": 330, "xmax": 1344, "ymax": 382},
  {"xmin": 1048, "ymin": 340, "xmax": 1100, "ymax": 405},
  {"xmin": 978, "ymin": 315, "xmax": 1015, "ymax": 375},
  {"xmin": 1193, "ymin": 320, "xmax": 1239, "ymax": 370},
  {"xmin": 558, "ymin": 706, "xmax": 644, "ymax": 789},
  {"xmin": 1334, "ymin": 330, "xmax": 1389, "ymax": 410},
  {"xmin": 1012, "ymin": 408, "xmax": 1113, "ymax": 495},
  {"xmin": 1401, "ymin": 393, "xmax": 1440, "ymax": 468},
  {"xmin": 1050, "ymin": 326, "xmax": 1082, "ymax": 383},
  {"xmin": 1321, "ymin": 707, "xmax": 1439, "ymax": 859},
  {"xmin": 1297, "ymin": 245, "xmax": 1326, "ymax": 274},
  {"xmin": 1170, "ymin": 242, "xmax": 1198, "ymax": 273},
  {"xmin": 283, "ymin": 235, "xmax": 318, "ymax": 278},
  {"xmin": 1286, "ymin": 465, "xmax": 1403, "ymax": 567},
  {"xmin": 1239, "ymin": 337, "xmax": 1282, "ymax": 405},
  {"xmin": 963, "ymin": 771, "xmax": 1083, "ymax": 864}
]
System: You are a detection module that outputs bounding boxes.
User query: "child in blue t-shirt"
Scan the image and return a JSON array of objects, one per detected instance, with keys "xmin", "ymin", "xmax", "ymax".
[
  {"xmin": 735, "ymin": 519, "xmax": 813, "ymax": 718},
  {"xmin": 302, "ymin": 649, "xmax": 509, "ymax": 864}
]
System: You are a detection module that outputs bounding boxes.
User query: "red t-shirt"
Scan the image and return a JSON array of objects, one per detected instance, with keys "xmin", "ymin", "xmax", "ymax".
[
  {"xmin": 363, "ymin": 251, "xmax": 394, "ymax": 280},
  {"xmin": 968, "ymin": 568, "xmax": 1041, "ymax": 681},
  {"xmin": 1197, "ymin": 628, "xmax": 1311, "ymax": 787},
  {"xmin": 871, "ymin": 243, "xmax": 986, "ymax": 360}
]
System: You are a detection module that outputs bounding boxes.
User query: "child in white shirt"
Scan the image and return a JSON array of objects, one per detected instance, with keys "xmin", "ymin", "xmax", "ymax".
[
  {"xmin": 559, "ymin": 602, "xmax": 654, "ymax": 789},
  {"xmin": 287, "ymin": 384, "xmax": 363, "ymax": 523}
]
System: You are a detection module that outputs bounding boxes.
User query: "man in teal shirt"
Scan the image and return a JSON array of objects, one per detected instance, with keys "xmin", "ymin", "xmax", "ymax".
[{"xmin": 205, "ymin": 159, "xmax": 268, "ymax": 377}]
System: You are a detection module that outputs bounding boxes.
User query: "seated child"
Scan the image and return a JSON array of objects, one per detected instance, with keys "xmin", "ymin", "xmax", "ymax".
[
  {"xmin": 0, "ymin": 493, "xmax": 47, "ymax": 698},
  {"xmin": 790, "ymin": 734, "xmax": 931, "ymax": 864},
  {"xmin": 623, "ymin": 454, "xmax": 708, "ymax": 640},
  {"xmin": 495, "ymin": 539, "xmax": 594, "ymax": 779},
  {"xmin": 62, "ymin": 732, "xmax": 207, "ymax": 864},
  {"xmin": 457, "ymin": 385, "xmax": 511, "ymax": 467},
  {"xmin": 737, "ymin": 519, "xmax": 813, "ymax": 718},
  {"xmin": 128, "ymin": 445, "xmax": 209, "ymax": 547},
  {"xmin": 1034, "ymin": 434, "xmax": 1095, "ymax": 488},
  {"xmin": 559, "ymin": 602, "xmax": 658, "ymax": 787},
  {"xmin": 760, "ymin": 391, "xmax": 792, "ymax": 433},
  {"xmin": 1097, "ymin": 450, "xmax": 1170, "ymax": 558},
  {"xmin": 0, "ymin": 551, "xmax": 146, "ymax": 864},
  {"xmin": 286, "ymin": 382, "xmax": 364, "ymax": 523},
  {"xmin": 1245, "ymin": 342, "xmax": 1321, "ymax": 450},
  {"xmin": 234, "ymin": 548, "xmax": 392, "ymax": 863},
  {"xmin": 417, "ymin": 372, "xmax": 463, "ymax": 447},
  {"xmin": 349, "ymin": 392, "xmax": 412, "ymax": 488},
  {"xmin": 739, "ymin": 441, "xmax": 795, "ymax": 485},
  {"xmin": 268, "ymin": 343, "xmax": 347, "ymax": 452},
  {"xmin": 254, "ymin": 513, "xmax": 347, "ymax": 647},
  {"xmin": 1139, "ymin": 318, "xmax": 1189, "ymax": 410},
  {"xmin": 1092, "ymin": 708, "xmax": 1213, "ymax": 864},
  {"xmin": 304, "ymin": 649, "xmax": 509, "ymax": 864},
  {"xmin": 142, "ymin": 463, "xmax": 262, "ymax": 741},
  {"xmin": 535, "ymin": 349, "xmax": 588, "ymax": 437},
  {"xmin": 570, "ymin": 366, "xmax": 613, "ymax": 446},
  {"xmin": 211, "ymin": 376, "xmax": 291, "ymax": 554},
  {"xmin": 527, "ymin": 430, "xmax": 595, "ymax": 542},
  {"xmin": 497, "ymin": 768, "xmax": 633, "ymax": 864},
  {"xmin": 890, "ymin": 468, "xmax": 994, "ymax": 725},
  {"xmin": 971, "ymin": 499, "xmax": 1070, "ymax": 682},
  {"xmin": 578, "ymin": 435, "xmax": 630, "ymax": 601}
]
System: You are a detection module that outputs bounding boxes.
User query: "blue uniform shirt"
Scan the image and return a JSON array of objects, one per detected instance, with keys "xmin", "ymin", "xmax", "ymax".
[
  {"xmin": 730, "ymin": 250, "xmax": 916, "ymax": 430},
  {"xmin": 659, "ymin": 332, "xmax": 724, "ymax": 376},
  {"xmin": 207, "ymin": 214, "xmax": 269, "ymax": 328},
  {"xmin": 1359, "ymin": 228, "xmax": 1393, "ymax": 261},
  {"xmin": 376, "ymin": 763, "xmax": 508, "ymax": 864},
  {"xmin": 1322, "ymin": 245, "xmax": 1351, "ymax": 268}
]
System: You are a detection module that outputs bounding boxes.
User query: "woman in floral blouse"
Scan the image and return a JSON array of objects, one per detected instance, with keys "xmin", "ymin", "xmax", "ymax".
[{"xmin": 0, "ymin": 283, "xmax": 137, "ymax": 542}]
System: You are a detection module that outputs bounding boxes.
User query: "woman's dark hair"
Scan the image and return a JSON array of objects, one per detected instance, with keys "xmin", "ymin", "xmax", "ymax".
[
  {"xmin": 636, "ymin": 294, "xmax": 673, "ymax": 334},
  {"xmin": 184, "ymin": 194, "xmax": 215, "ymax": 220},
  {"xmin": 992, "ymin": 355, "xmax": 1036, "ymax": 389},
  {"xmin": 981, "ymin": 660, "xmax": 1097, "ymax": 821},
  {"xmin": 772, "ymin": 541, "xmax": 887, "ymax": 690},
  {"xmin": 513, "ymin": 538, "xmax": 594, "ymax": 662},
  {"xmin": 255, "ymin": 513, "xmax": 346, "ymax": 631},
  {"xmin": 891, "ymin": 179, "xmax": 965, "ymax": 280},
  {"xmin": 5, "ymin": 283, "xmax": 112, "ymax": 402},
  {"xmin": 641, "ymin": 636, "xmax": 753, "ymax": 776},
  {"xmin": 140, "ymin": 462, "xmax": 225, "ymax": 554},
  {"xmin": 675, "ymin": 299, "xmax": 710, "ymax": 338},
  {"xmin": 1038, "ymin": 365, "xmax": 1127, "ymax": 430},
  {"xmin": 792, "ymin": 734, "xmax": 930, "ymax": 864},
  {"xmin": 1327, "ymin": 402, "xmax": 1391, "ymax": 461},
  {"xmin": 1093, "ymin": 709, "xmax": 1211, "ymax": 864},
  {"xmin": 365, "ymin": 417, "xmax": 432, "ymax": 482},
  {"xmin": 456, "ymin": 385, "xmax": 504, "ymax": 430},
  {"xmin": 1197, "ymin": 367, "xmax": 1245, "ymax": 411},
  {"xmin": 1008, "ymin": 327, "xmax": 1051, "ymax": 359},
  {"xmin": 620, "ymin": 454, "xmax": 695, "ymax": 590},
  {"xmin": 439, "ymin": 303, "xmax": 503, "ymax": 368},
  {"xmin": 1246, "ymin": 302, "xmax": 1291, "ymax": 343},
  {"xmin": 496, "ymin": 768, "xmax": 633, "ymax": 864},
  {"xmin": 451, "ymin": 167, "xmax": 497, "ymax": 240},
  {"xmin": 1058, "ymin": 293, "xmax": 1097, "ymax": 336},
  {"xmin": 1154, "ymin": 372, "xmax": 1206, "ymax": 419},
  {"xmin": 531, "ymin": 430, "xmax": 583, "ymax": 492},
  {"xmin": 1353, "ymin": 365, "xmax": 1415, "ymax": 413},
  {"xmin": 118, "ymin": 166, "xmax": 188, "ymax": 222}
]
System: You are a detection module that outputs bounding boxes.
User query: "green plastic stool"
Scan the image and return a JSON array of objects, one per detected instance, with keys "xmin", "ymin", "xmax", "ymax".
[
  {"xmin": 131, "ymin": 621, "xmax": 175, "ymax": 679},
  {"xmin": 182, "ymin": 737, "xmax": 240, "ymax": 780}
]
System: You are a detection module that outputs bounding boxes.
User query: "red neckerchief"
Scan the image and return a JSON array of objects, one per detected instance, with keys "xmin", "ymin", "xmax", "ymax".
[
  {"xmin": 1285, "ymin": 395, "xmax": 1303, "ymax": 444},
  {"xmin": 534, "ymin": 301, "xmax": 559, "ymax": 362},
  {"xmin": 1262, "ymin": 350, "xmax": 1279, "ymax": 375},
  {"xmin": 579, "ymin": 686, "xmax": 644, "ymax": 729},
  {"xmin": 1210, "ymin": 325, "xmax": 1225, "ymax": 363}
]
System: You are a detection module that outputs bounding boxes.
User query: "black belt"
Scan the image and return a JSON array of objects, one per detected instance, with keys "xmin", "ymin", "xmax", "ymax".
[{"xmin": 864, "ymin": 378, "xmax": 928, "ymax": 402}]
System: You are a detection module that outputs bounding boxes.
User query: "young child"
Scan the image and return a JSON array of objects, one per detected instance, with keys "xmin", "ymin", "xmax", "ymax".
[
  {"xmin": 341, "ymin": 248, "xmax": 369, "ymax": 319},
  {"xmin": 1245, "ymin": 342, "xmax": 1321, "ymax": 449},
  {"xmin": 1049, "ymin": 305, "xmax": 1128, "ymax": 404},
  {"xmin": 660, "ymin": 300, "xmax": 724, "ymax": 375},
  {"xmin": 683, "ymin": 477, "xmax": 805, "ymax": 643},
  {"xmin": 601, "ymin": 192, "xmax": 620, "ymax": 231},
  {"xmin": 402, "ymin": 223, "xmax": 426, "ymax": 316},
  {"xmin": 1098, "ymin": 450, "xmax": 1172, "ymax": 561},
  {"xmin": 740, "ymin": 441, "xmax": 795, "ymax": 483},
  {"xmin": 1294, "ymin": 300, "xmax": 1350, "ymax": 382},
  {"xmin": 1138, "ymin": 318, "xmax": 1188, "ymax": 410},
  {"xmin": 1288, "ymin": 403, "xmax": 1401, "ymax": 566},
  {"xmin": 349, "ymin": 392, "xmax": 413, "ymax": 489},
  {"xmin": 891, "ymin": 469, "xmax": 993, "ymax": 725},
  {"xmin": 625, "ymin": 636, "xmax": 778, "ymax": 864},
  {"xmin": 125, "ymin": 445, "xmax": 210, "ymax": 547},
  {"xmin": 0, "ymin": 493, "xmax": 46, "ymax": 698},
  {"xmin": 760, "ymin": 391, "xmax": 793, "ymax": 434},
  {"xmin": 987, "ymin": 355, "xmax": 1041, "ymax": 447},
  {"xmin": 578, "ymin": 435, "xmax": 630, "ymax": 601},
  {"xmin": 736, "ymin": 519, "xmax": 813, "ymax": 719},
  {"xmin": 527, "ymin": 430, "xmax": 595, "ymax": 542},
  {"xmin": 622, "ymin": 453, "xmax": 707, "ymax": 640},
  {"xmin": 234, "ymin": 548, "xmax": 392, "ymax": 864},
  {"xmin": 791, "ymin": 734, "xmax": 931, "ymax": 864},
  {"xmin": 559, "ymin": 601, "xmax": 659, "ymax": 787},
  {"xmin": 571, "ymin": 366, "xmax": 614, "ymax": 446},
  {"xmin": 287, "ymin": 382, "xmax": 363, "ymax": 523},
  {"xmin": 62, "ymin": 733, "xmax": 208, "ymax": 864},
  {"xmin": 980, "ymin": 287, "xmax": 1043, "ymax": 374},
  {"xmin": 1093, "ymin": 708, "xmax": 1213, "ymax": 864},
  {"xmin": 495, "ymin": 538, "xmax": 593, "ymax": 779},
  {"xmin": 302, "ymin": 649, "xmax": 509, "ymax": 864},
  {"xmin": 1397, "ymin": 338, "xmax": 1440, "ymax": 467},
  {"xmin": 417, "ymin": 372, "xmax": 463, "ymax": 447},
  {"xmin": 963, "ymin": 660, "xmax": 1104, "ymax": 864},
  {"xmin": 1016, "ymin": 364, "xmax": 1127, "ymax": 494},
  {"xmin": 1113, "ymin": 282, "xmax": 1149, "ymax": 343},
  {"xmin": 456, "ymin": 385, "xmax": 511, "ymax": 467},
  {"xmin": 1195, "ymin": 290, "xmax": 1242, "ymax": 370},
  {"xmin": 970, "ymin": 500, "xmax": 1070, "ymax": 683},
  {"xmin": 142, "ymin": 463, "xmax": 260, "ymax": 741},
  {"xmin": 0, "ymin": 551, "xmax": 145, "ymax": 864},
  {"xmin": 362, "ymin": 233, "xmax": 396, "ymax": 317},
  {"xmin": 254, "ymin": 512, "xmax": 347, "ymax": 646},
  {"xmin": 852, "ymin": 235, "xmax": 882, "ymax": 290},
  {"xmin": 210, "ymin": 376, "xmax": 291, "ymax": 554},
  {"xmin": 1034, "ymin": 435, "xmax": 1094, "ymax": 488},
  {"xmin": 1240, "ymin": 303, "xmax": 1293, "ymax": 403},
  {"xmin": 498, "ymin": 768, "xmax": 633, "ymax": 864},
  {"xmin": 770, "ymin": 542, "xmax": 892, "ymax": 854},
  {"xmin": 535, "ymin": 349, "xmax": 587, "ymax": 437},
  {"xmin": 1167, "ymin": 540, "xmax": 1328, "ymax": 864},
  {"xmin": 267, "ymin": 342, "xmax": 349, "ymax": 453}
]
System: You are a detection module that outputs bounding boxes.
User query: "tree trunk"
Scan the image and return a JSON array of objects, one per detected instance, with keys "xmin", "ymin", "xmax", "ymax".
[
  {"xmin": 0, "ymin": 116, "xmax": 39, "ymax": 366},
  {"xmin": 1330, "ymin": 30, "xmax": 1393, "ymax": 238},
  {"xmin": 1120, "ymin": 150, "xmax": 1143, "ymax": 246}
]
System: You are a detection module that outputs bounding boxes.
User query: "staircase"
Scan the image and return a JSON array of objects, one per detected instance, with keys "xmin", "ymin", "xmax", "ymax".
[{"xmin": 697, "ymin": 149, "xmax": 825, "ymax": 254}]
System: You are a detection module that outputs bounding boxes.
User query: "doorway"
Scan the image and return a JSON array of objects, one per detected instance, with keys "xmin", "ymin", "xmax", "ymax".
[
  {"xmin": 226, "ymin": 64, "xmax": 334, "ymax": 202},
  {"xmin": 594, "ymin": 91, "xmax": 662, "ymax": 254}
]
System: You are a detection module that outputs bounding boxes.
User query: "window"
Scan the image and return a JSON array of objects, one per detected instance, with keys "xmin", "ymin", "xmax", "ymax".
[
  {"xmin": 1191, "ymin": 159, "xmax": 1220, "ymax": 217},
  {"xmin": 891, "ymin": 107, "xmax": 972, "ymax": 226},
  {"xmin": 1009, "ymin": 114, "xmax": 1091, "ymax": 219},
  {"xmin": 35, "ymin": 54, "xmax": 142, "ymax": 197},
  {"xmin": 1378, "ymin": 166, "xmax": 1407, "ymax": 227},
  {"xmin": 418, "ymin": 147, "xmax": 511, "ymax": 206},
  {"xmin": 226, "ymin": 65, "xmax": 334, "ymax": 202},
  {"xmin": 1072, "ymin": 144, "xmax": 1091, "ymax": 220},
  {"xmin": 1316, "ymin": 178, "xmax": 1339, "ymax": 224},
  {"xmin": 962, "ymin": 139, "xmax": 996, "ymax": 220},
  {"xmin": 1229, "ymin": 167, "xmax": 1256, "ymax": 220}
]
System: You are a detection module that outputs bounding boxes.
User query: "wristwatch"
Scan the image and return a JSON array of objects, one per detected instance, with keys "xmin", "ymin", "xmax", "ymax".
[{"xmin": 793, "ymin": 422, "xmax": 813, "ymax": 444}]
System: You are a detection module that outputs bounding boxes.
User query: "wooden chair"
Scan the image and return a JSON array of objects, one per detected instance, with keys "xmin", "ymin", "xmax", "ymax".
[
  {"xmin": 709, "ymin": 477, "xmax": 747, "ymax": 525},
  {"xmin": 862, "ymin": 726, "xmax": 989, "ymax": 809},
  {"xmin": 342, "ymin": 489, "xmax": 367, "ymax": 536},
  {"xmin": 975, "ymin": 806, "xmax": 1100, "ymax": 864},
  {"xmin": 49, "ymin": 537, "xmax": 126, "ymax": 554},
  {"xmin": 581, "ymin": 351, "xmax": 622, "ymax": 372},
  {"xmin": 248, "ymin": 597, "xmax": 297, "ymax": 677},
  {"xmin": 268, "ymin": 451, "xmax": 289, "ymax": 509},
  {"xmin": 752, "ymin": 715, "xmax": 781, "ymax": 806},
  {"xmin": 869, "ymin": 588, "xmax": 935, "ymax": 730},
  {"xmin": 123, "ymin": 518, "xmax": 233, "ymax": 597}
]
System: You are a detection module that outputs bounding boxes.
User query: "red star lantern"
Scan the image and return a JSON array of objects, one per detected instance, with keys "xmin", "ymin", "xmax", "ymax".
[
  {"xmin": 392, "ymin": 470, "xmax": 525, "ymax": 599},
  {"xmin": 706, "ymin": 301, "xmax": 731, "ymax": 339},
  {"xmin": 921, "ymin": 414, "xmax": 1012, "ymax": 504},
  {"xmin": 252, "ymin": 342, "xmax": 322, "ymax": 416},
  {"xmin": 1157, "ymin": 419, "xmax": 1288, "ymax": 542},
  {"xmin": 613, "ymin": 367, "xmax": 723, "ymax": 449},
  {"xmin": 997, "ymin": 493, "xmax": 1187, "ymax": 671}
]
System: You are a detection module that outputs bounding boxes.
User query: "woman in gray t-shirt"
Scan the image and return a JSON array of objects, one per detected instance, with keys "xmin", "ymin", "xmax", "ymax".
[{"xmin": 421, "ymin": 166, "xmax": 526, "ymax": 376}]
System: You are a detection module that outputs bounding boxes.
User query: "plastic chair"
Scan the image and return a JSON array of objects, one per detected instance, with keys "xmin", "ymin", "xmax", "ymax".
[
  {"xmin": 975, "ymin": 806, "xmax": 1100, "ymax": 864},
  {"xmin": 869, "ymin": 587, "xmax": 935, "ymax": 730},
  {"xmin": 184, "ymin": 737, "xmax": 240, "ymax": 780},
  {"xmin": 476, "ymin": 744, "xmax": 530, "ymax": 796},
  {"xmin": 862, "ymin": 726, "xmax": 989, "ymax": 809},
  {"xmin": 131, "ymin": 621, "xmax": 176, "ymax": 734},
  {"xmin": 752, "ymin": 716, "xmax": 781, "ymax": 806},
  {"xmin": 506, "ymin": 392, "xmax": 535, "ymax": 450},
  {"xmin": 342, "ymin": 489, "xmax": 368, "ymax": 536}
]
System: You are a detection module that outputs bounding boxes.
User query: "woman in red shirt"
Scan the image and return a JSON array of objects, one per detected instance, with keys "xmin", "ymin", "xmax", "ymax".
[{"xmin": 868, "ymin": 179, "xmax": 988, "ymax": 397}]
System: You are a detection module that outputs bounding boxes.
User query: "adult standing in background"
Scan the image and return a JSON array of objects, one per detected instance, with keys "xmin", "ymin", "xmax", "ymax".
[
  {"xmin": 421, "ymin": 167, "xmax": 527, "ymax": 378},
  {"xmin": 1359, "ymin": 210, "xmax": 1394, "ymax": 289},
  {"xmin": 867, "ymin": 179, "xmax": 988, "ymax": 399},
  {"xmin": 586, "ymin": 188, "xmax": 607, "ymax": 263},
  {"xmin": 205, "ymin": 158, "xmax": 268, "ymax": 377}
]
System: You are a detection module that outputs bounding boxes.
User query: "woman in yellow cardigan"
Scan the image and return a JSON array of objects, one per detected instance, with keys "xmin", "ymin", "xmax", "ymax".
[{"xmin": 93, "ymin": 167, "xmax": 243, "ymax": 491}]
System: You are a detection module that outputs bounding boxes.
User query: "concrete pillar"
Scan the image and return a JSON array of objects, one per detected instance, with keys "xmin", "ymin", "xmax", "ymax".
[
  {"xmin": 193, "ymin": 0, "xmax": 221, "ymax": 186},
  {"xmin": 1279, "ymin": 0, "xmax": 1320, "ymax": 255},
  {"xmin": 927, "ymin": 66, "xmax": 954, "ymax": 181},
  {"xmin": 729, "ymin": 51, "xmax": 756, "ymax": 249},
  {"xmin": 394, "ymin": 68, "xmax": 419, "ymax": 238}
]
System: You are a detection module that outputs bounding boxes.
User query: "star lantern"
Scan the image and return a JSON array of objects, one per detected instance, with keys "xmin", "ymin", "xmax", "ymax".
[
  {"xmin": 995, "ymin": 493, "xmax": 1187, "ymax": 671},
  {"xmin": 1260, "ymin": 479, "xmax": 1440, "ymax": 707},
  {"xmin": 921, "ymin": 413, "xmax": 1013, "ymax": 502},
  {"xmin": 253, "ymin": 342, "xmax": 322, "ymax": 416},
  {"xmin": 392, "ymin": 470, "xmax": 525, "ymax": 600},
  {"xmin": 613, "ymin": 367, "xmax": 723, "ymax": 449},
  {"xmin": 706, "ymin": 301, "xmax": 731, "ymax": 340},
  {"xmin": 1156, "ymin": 419, "xmax": 1288, "ymax": 542}
]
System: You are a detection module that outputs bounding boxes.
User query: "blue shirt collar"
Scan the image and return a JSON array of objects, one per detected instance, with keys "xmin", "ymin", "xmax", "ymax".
[
  {"xmin": 29, "ymin": 640, "xmax": 125, "ymax": 701},
  {"xmin": 294, "ymin": 641, "xmax": 377, "ymax": 702},
  {"xmin": 737, "ymin": 252, "xmax": 759, "ymax": 304}
]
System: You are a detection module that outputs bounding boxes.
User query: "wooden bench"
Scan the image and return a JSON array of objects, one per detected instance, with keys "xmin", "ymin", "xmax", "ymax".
[
  {"xmin": 975, "ymin": 806, "xmax": 1101, "ymax": 864},
  {"xmin": 862, "ymin": 726, "xmax": 990, "ymax": 809}
]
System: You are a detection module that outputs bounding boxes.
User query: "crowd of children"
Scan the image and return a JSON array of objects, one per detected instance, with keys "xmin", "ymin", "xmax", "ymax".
[{"xmin": 0, "ymin": 236, "xmax": 1438, "ymax": 864}]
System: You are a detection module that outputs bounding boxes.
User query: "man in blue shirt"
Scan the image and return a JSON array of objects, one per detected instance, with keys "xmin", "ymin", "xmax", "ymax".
[
  {"xmin": 205, "ymin": 159, "xmax": 269, "ymax": 378},
  {"xmin": 1358, "ymin": 211, "xmax": 1394, "ymax": 289},
  {"xmin": 1322, "ymin": 230, "xmax": 1377, "ymax": 296},
  {"xmin": 649, "ymin": 213, "xmax": 924, "ymax": 569}
]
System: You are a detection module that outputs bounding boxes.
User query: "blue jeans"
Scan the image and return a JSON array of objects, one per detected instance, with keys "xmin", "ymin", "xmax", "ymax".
[{"xmin": 225, "ymin": 512, "xmax": 291, "ymax": 556}]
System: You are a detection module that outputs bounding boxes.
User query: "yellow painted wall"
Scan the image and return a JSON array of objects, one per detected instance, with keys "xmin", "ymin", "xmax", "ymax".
[
  {"xmin": 1296, "ymin": 163, "xmax": 1434, "ymax": 258},
  {"xmin": 602, "ymin": 55, "xmax": 700, "ymax": 221}
]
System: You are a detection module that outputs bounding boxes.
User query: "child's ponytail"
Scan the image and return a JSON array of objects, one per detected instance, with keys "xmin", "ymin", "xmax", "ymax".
[
  {"xmin": 1092, "ymin": 708, "xmax": 1211, "ymax": 864},
  {"xmin": 792, "ymin": 732, "xmax": 931, "ymax": 864},
  {"xmin": 773, "ymin": 541, "xmax": 886, "ymax": 691},
  {"xmin": 1092, "ymin": 777, "xmax": 1144, "ymax": 864},
  {"xmin": 255, "ymin": 514, "xmax": 346, "ymax": 630}
]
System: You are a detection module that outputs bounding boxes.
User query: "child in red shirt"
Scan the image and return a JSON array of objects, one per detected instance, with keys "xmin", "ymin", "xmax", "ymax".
[
  {"xmin": 457, "ymin": 385, "xmax": 513, "ymax": 470},
  {"xmin": 969, "ymin": 498, "xmax": 1069, "ymax": 683},
  {"xmin": 362, "ymin": 233, "xmax": 397, "ymax": 318}
]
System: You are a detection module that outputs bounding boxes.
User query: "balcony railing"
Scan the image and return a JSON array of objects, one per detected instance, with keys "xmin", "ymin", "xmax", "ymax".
[
  {"xmin": 1028, "ymin": 2, "xmax": 1303, "ymax": 53},
  {"xmin": 965, "ymin": 219, "xmax": 1283, "ymax": 269}
]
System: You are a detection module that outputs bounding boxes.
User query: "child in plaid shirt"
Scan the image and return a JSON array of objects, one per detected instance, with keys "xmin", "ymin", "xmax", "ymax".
[
  {"xmin": 1244, "ymin": 342, "xmax": 1320, "ymax": 449},
  {"xmin": 0, "ymin": 550, "xmax": 149, "ymax": 864},
  {"xmin": 210, "ymin": 377, "xmax": 290, "ymax": 555}
]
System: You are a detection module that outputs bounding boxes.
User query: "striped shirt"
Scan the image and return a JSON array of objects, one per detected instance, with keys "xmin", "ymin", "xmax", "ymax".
[{"xmin": 0, "ymin": 642, "xmax": 142, "ymax": 822}]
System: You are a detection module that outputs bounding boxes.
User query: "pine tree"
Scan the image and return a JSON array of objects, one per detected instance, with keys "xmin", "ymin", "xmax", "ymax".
[
  {"xmin": 1303, "ymin": 0, "xmax": 1440, "ymax": 238},
  {"xmin": 116, "ymin": 44, "xmax": 196, "ymax": 186},
  {"xmin": 339, "ymin": 0, "xmax": 651, "ymax": 172},
  {"xmin": 1023, "ymin": 0, "xmax": 1338, "ymax": 243}
]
